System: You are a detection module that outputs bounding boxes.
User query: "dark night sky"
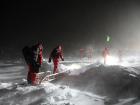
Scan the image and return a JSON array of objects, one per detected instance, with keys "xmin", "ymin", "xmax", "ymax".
[{"xmin": 2, "ymin": 0, "xmax": 140, "ymax": 58}]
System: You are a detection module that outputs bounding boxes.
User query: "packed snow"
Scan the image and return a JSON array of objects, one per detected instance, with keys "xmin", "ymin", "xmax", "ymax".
[{"xmin": 0, "ymin": 57, "xmax": 140, "ymax": 105}]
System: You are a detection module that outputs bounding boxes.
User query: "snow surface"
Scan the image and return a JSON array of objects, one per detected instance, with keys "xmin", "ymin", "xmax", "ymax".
[{"xmin": 0, "ymin": 58, "xmax": 140, "ymax": 105}]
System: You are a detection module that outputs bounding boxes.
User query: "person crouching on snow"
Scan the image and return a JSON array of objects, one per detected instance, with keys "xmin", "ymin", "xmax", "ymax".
[
  {"xmin": 48, "ymin": 45, "xmax": 64, "ymax": 75},
  {"xmin": 22, "ymin": 42, "xmax": 43, "ymax": 85}
]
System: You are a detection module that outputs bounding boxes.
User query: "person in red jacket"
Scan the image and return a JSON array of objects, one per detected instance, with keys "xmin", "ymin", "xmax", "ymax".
[
  {"xmin": 23, "ymin": 42, "xmax": 43, "ymax": 85},
  {"xmin": 103, "ymin": 47, "xmax": 109, "ymax": 64},
  {"xmin": 48, "ymin": 45, "xmax": 64, "ymax": 74}
]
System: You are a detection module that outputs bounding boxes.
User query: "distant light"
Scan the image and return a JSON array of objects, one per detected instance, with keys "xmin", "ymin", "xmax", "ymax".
[
  {"xmin": 106, "ymin": 55, "xmax": 118, "ymax": 65},
  {"xmin": 43, "ymin": 58, "xmax": 46, "ymax": 61},
  {"xmin": 106, "ymin": 35, "xmax": 111, "ymax": 42}
]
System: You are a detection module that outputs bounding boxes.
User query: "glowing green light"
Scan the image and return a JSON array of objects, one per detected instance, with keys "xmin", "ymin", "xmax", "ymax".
[{"xmin": 106, "ymin": 35, "xmax": 111, "ymax": 42}]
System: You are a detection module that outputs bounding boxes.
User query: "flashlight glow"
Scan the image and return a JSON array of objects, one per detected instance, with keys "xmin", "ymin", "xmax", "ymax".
[{"xmin": 106, "ymin": 55, "xmax": 118, "ymax": 65}]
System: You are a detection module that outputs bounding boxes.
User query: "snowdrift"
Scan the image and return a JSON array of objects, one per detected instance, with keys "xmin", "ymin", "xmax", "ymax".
[
  {"xmin": 0, "ymin": 60, "xmax": 140, "ymax": 105},
  {"xmin": 56, "ymin": 64, "xmax": 140, "ymax": 99}
]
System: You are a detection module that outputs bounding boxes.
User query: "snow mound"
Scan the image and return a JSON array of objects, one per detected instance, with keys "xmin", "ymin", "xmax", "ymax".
[
  {"xmin": 56, "ymin": 65, "xmax": 140, "ymax": 99},
  {"xmin": 0, "ymin": 81, "xmax": 104, "ymax": 105}
]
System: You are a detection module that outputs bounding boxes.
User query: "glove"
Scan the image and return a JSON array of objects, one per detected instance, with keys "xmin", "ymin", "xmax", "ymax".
[
  {"xmin": 48, "ymin": 58, "xmax": 51, "ymax": 63},
  {"xmin": 62, "ymin": 58, "xmax": 64, "ymax": 61},
  {"xmin": 36, "ymin": 63, "xmax": 41, "ymax": 68}
]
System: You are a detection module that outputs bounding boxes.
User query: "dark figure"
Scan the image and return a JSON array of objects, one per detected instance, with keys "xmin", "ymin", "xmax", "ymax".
[
  {"xmin": 22, "ymin": 42, "xmax": 43, "ymax": 85},
  {"xmin": 48, "ymin": 45, "xmax": 64, "ymax": 74},
  {"xmin": 103, "ymin": 47, "xmax": 109, "ymax": 64}
]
